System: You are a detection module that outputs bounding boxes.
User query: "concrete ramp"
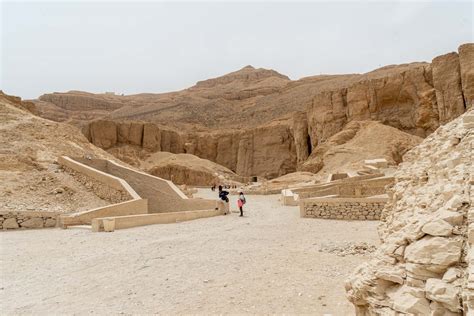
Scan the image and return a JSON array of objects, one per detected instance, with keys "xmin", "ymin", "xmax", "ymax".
[
  {"xmin": 71, "ymin": 157, "xmax": 216, "ymax": 213},
  {"xmin": 58, "ymin": 156, "xmax": 219, "ymax": 231}
]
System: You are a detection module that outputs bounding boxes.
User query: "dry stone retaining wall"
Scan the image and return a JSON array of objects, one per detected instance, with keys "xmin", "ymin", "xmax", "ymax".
[
  {"xmin": 300, "ymin": 198, "xmax": 387, "ymax": 220},
  {"xmin": 1, "ymin": 211, "xmax": 61, "ymax": 230},
  {"xmin": 63, "ymin": 166, "xmax": 131, "ymax": 203}
]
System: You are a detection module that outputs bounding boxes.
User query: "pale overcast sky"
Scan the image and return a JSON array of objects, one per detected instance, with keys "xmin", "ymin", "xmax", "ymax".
[{"xmin": 1, "ymin": 1, "xmax": 473, "ymax": 99}]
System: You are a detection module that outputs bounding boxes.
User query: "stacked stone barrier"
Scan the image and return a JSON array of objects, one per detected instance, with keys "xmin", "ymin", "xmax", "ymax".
[{"xmin": 300, "ymin": 197, "xmax": 387, "ymax": 220}]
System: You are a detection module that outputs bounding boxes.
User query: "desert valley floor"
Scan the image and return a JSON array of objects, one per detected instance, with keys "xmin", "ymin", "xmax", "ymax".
[{"xmin": 1, "ymin": 189, "xmax": 378, "ymax": 315}]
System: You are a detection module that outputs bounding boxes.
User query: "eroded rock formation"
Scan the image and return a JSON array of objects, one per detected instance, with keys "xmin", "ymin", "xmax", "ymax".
[
  {"xmin": 345, "ymin": 110, "xmax": 473, "ymax": 314},
  {"xmin": 31, "ymin": 43, "xmax": 473, "ymax": 178},
  {"xmin": 301, "ymin": 120, "xmax": 423, "ymax": 176},
  {"xmin": 85, "ymin": 119, "xmax": 297, "ymax": 179}
]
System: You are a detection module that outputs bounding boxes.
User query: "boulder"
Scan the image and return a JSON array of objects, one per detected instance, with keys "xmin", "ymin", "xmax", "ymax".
[
  {"xmin": 44, "ymin": 218, "xmax": 57, "ymax": 228},
  {"xmin": 425, "ymin": 278, "xmax": 461, "ymax": 312},
  {"xmin": 405, "ymin": 263, "xmax": 444, "ymax": 280},
  {"xmin": 387, "ymin": 285, "xmax": 431, "ymax": 314},
  {"xmin": 20, "ymin": 217, "xmax": 44, "ymax": 228},
  {"xmin": 2, "ymin": 217, "xmax": 19, "ymax": 229},
  {"xmin": 435, "ymin": 210, "xmax": 464, "ymax": 226},
  {"xmin": 374, "ymin": 266, "xmax": 405, "ymax": 284},
  {"xmin": 442, "ymin": 267, "xmax": 462, "ymax": 283},
  {"xmin": 421, "ymin": 219, "xmax": 453, "ymax": 236},
  {"xmin": 404, "ymin": 236, "xmax": 462, "ymax": 266}
]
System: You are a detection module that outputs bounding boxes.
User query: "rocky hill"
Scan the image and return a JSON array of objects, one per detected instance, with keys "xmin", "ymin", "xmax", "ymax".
[
  {"xmin": 30, "ymin": 43, "xmax": 473, "ymax": 179},
  {"xmin": 106, "ymin": 147, "xmax": 248, "ymax": 186},
  {"xmin": 0, "ymin": 92, "xmax": 118, "ymax": 214},
  {"xmin": 345, "ymin": 109, "xmax": 473, "ymax": 314},
  {"xmin": 301, "ymin": 120, "xmax": 423, "ymax": 177}
]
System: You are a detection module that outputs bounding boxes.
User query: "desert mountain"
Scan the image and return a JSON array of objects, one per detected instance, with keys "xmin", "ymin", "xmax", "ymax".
[
  {"xmin": 0, "ymin": 92, "xmax": 119, "ymax": 213},
  {"xmin": 29, "ymin": 43, "xmax": 473, "ymax": 180},
  {"xmin": 107, "ymin": 146, "xmax": 247, "ymax": 186}
]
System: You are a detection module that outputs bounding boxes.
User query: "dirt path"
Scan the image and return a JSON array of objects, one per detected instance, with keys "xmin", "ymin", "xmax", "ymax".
[{"xmin": 1, "ymin": 190, "xmax": 379, "ymax": 315}]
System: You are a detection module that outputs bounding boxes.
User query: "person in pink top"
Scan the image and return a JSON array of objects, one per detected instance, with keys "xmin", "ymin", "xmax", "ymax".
[{"xmin": 237, "ymin": 192, "xmax": 246, "ymax": 217}]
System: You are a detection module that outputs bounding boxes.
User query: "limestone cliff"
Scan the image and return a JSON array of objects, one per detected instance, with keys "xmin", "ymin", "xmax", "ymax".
[
  {"xmin": 84, "ymin": 119, "xmax": 297, "ymax": 179},
  {"xmin": 300, "ymin": 121, "xmax": 423, "ymax": 177},
  {"xmin": 31, "ymin": 43, "xmax": 473, "ymax": 178}
]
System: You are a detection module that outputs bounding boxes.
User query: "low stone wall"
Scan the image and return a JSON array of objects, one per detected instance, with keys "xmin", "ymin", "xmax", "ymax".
[
  {"xmin": 59, "ymin": 199, "xmax": 148, "ymax": 228},
  {"xmin": 294, "ymin": 176, "xmax": 393, "ymax": 200},
  {"xmin": 300, "ymin": 197, "xmax": 388, "ymax": 220},
  {"xmin": 92, "ymin": 208, "xmax": 224, "ymax": 232},
  {"xmin": 63, "ymin": 166, "xmax": 131, "ymax": 203},
  {"xmin": 1, "ymin": 211, "xmax": 61, "ymax": 230}
]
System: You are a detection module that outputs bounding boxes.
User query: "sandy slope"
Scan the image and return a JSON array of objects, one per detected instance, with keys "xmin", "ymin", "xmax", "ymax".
[
  {"xmin": 301, "ymin": 120, "xmax": 422, "ymax": 177},
  {"xmin": 1, "ymin": 190, "xmax": 379, "ymax": 315},
  {"xmin": 0, "ymin": 93, "xmax": 115, "ymax": 213}
]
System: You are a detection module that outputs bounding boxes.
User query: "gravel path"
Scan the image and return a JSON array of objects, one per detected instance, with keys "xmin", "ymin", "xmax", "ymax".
[{"xmin": 1, "ymin": 190, "xmax": 379, "ymax": 315}]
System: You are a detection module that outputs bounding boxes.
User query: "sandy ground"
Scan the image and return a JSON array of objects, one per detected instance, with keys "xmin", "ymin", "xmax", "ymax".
[{"xmin": 1, "ymin": 190, "xmax": 379, "ymax": 315}]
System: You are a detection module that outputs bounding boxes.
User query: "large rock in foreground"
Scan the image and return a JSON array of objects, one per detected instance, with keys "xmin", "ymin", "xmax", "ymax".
[{"xmin": 345, "ymin": 110, "xmax": 473, "ymax": 314}]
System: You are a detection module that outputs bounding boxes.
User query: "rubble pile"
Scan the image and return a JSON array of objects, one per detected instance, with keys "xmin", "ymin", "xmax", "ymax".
[{"xmin": 345, "ymin": 110, "xmax": 473, "ymax": 314}]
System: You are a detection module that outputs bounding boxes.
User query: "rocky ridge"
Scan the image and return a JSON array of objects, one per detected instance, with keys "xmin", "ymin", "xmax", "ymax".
[
  {"xmin": 107, "ymin": 148, "xmax": 248, "ymax": 186},
  {"xmin": 0, "ymin": 92, "xmax": 119, "ymax": 214},
  {"xmin": 301, "ymin": 120, "xmax": 423, "ymax": 176},
  {"xmin": 31, "ymin": 43, "xmax": 474, "ymax": 179},
  {"xmin": 345, "ymin": 110, "xmax": 474, "ymax": 314}
]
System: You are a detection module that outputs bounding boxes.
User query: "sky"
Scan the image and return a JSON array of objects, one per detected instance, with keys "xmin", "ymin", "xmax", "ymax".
[{"xmin": 1, "ymin": 1, "xmax": 473, "ymax": 99}]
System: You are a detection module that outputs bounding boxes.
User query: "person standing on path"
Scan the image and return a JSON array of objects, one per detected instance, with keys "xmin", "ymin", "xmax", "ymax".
[{"xmin": 237, "ymin": 192, "xmax": 246, "ymax": 217}]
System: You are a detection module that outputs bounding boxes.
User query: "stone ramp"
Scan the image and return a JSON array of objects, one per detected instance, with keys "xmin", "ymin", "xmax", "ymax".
[
  {"xmin": 72, "ymin": 157, "xmax": 216, "ymax": 213},
  {"xmin": 58, "ymin": 156, "xmax": 219, "ymax": 231}
]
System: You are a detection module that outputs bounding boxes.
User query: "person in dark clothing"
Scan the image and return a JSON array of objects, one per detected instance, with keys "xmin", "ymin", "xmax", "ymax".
[
  {"xmin": 237, "ymin": 192, "xmax": 246, "ymax": 217},
  {"xmin": 218, "ymin": 185, "xmax": 229, "ymax": 203}
]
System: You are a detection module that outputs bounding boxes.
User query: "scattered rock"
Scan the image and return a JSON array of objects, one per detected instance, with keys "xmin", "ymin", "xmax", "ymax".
[
  {"xmin": 422, "ymin": 219, "xmax": 453, "ymax": 236},
  {"xmin": 425, "ymin": 278, "xmax": 461, "ymax": 312},
  {"xmin": 20, "ymin": 217, "xmax": 44, "ymax": 229},
  {"xmin": 2, "ymin": 218, "xmax": 19, "ymax": 229}
]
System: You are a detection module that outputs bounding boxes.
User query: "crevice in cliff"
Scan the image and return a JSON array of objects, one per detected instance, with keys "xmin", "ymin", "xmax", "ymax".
[
  {"xmin": 306, "ymin": 134, "xmax": 312, "ymax": 156},
  {"xmin": 462, "ymin": 92, "xmax": 467, "ymax": 111},
  {"xmin": 422, "ymin": 65, "xmax": 434, "ymax": 87}
]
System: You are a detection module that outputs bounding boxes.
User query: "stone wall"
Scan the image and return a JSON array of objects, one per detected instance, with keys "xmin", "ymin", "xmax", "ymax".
[
  {"xmin": 295, "ymin": 176, "xmax": 393, "ymax": 200},
  {"xmin": 63, "ymin": 166, "xmax": 131, "ymax": 203},
  {"xmin": 300, "ymin": 197, "xmax": 387, "ymax": 220},
  {"xmin": 1, "ymin": 211, "xmax": 61, "ymax": 230}
]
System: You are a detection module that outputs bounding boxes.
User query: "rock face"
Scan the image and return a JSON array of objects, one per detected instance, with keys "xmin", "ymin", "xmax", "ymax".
[
  {"xmin": 301, "ymin": 120, "xmax": 423, "ymax": 176},
  {"xmin": 345, "ymin": 110, "xmax": 473, "ymax": 315},
  {"xmin": 107, "ymin": 149, "xmax": 249, "ymax": 186},
  {"xmin": 432, "ymin": 52, "xmax": 466, "ymax": 124},
  {"xmin": 292, "ymin": 112, "xmax": 310, "ymax": 166},
  {"xmin": 459, "ymin": 43, "xmax": 474, "ymax": 109},
  {"xmin": 85, "ymin": 119, "xmax": 297, "ymax": 179},
  {"xmin": 32, "ymin": 43, "xmax": 473, "ymax": 178}
]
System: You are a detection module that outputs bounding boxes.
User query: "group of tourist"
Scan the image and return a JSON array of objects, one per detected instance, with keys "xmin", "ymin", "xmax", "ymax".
[
  {"xmin": 210, "ymin": 184, "xmax": 238, "ymax": 190},
  {"xmin": 212, "ymin": 184, "xmax": 246, "ymax": 217}
]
